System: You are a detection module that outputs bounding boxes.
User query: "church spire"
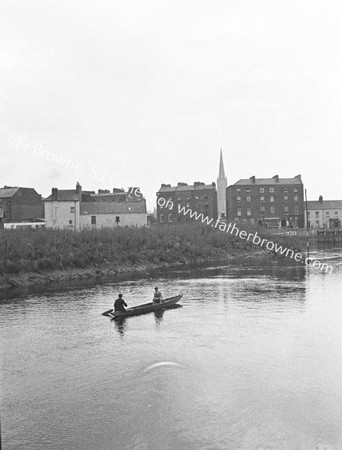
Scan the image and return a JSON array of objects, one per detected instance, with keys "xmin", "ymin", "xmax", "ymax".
[
  {"xmin": 218, "ymin": 148, "xmax": 226, "ymax": 179},
  {"xmin": 217, "ymin": 148, "xmax": 227, "ymax": 218}
]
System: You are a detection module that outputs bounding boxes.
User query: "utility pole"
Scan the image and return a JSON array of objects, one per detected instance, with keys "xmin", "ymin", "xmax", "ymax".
[{"xmin": 305, "ymin": 189, "xmax": 309, "ymax": 259}]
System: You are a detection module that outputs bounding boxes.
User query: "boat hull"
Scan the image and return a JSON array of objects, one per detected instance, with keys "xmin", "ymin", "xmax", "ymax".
[{"xmin": 102, "ymin": 294, "xmax": 182, "ymax": 318}]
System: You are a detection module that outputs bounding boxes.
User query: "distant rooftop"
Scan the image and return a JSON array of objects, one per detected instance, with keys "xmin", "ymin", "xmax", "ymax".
[
  {"xmin": 307, "ymin": 200, "xmax": 342, "ymax": 209},
  {"xmin": 0, "ymin": 187, "xmax": 20, "ymax": 198},
  {"xmin": 44, "ymin": 190, "xmax": 80, "ymax": 202},
  {"xmin": 0, "ymin": 187, "xmax": 41, "ymax": 198},
  {"xmin": 233, "ymin": 175, "xmax": 302, "ymax": 186},
  {"xmin": 158, "ymin": 182, "xmax": 216, "ymax": 193}
]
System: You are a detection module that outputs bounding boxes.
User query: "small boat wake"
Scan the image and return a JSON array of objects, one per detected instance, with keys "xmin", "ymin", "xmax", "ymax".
[{"xmin": 143, "ymin": 362, "xmax": 182, "ymax": 373}]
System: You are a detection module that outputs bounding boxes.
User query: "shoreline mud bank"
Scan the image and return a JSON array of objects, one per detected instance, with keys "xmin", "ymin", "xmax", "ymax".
[{"xmin": 0, "ymin": 251, "xmax": 273, "ymax": 298}]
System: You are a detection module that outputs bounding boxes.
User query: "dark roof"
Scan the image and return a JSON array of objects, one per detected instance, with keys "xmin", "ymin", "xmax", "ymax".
[
  {"xmin": 91, "ymin": 193, "xmax": 127, "ymax": 202},
  {"xmin": 80, "ymin": 201, "xmax": 146, "ymax": 215},
  {"xmin": 44, "ymin": 190, "xmax": 79, "ymax": 201},
  {"xmin": 307, "ymin": 200, "xmax": 342, "ymax": 210},
  {"xmin": 234, "ymin": 177, "xmax": 302, "ymax": 186},
  {"xmin": 158, "ymin": 184, "xmax": 216, "ymax": 193},
  {"xmin": 0, "ymin": 187, "xmax": 42, "ymax": 198},
  {"xmin": 0, "ymin": 187, "xmax": 20, "ymax": 198}
]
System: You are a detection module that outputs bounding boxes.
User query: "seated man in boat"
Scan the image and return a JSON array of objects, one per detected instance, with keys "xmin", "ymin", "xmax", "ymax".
[
  {"xmin": 114, "ymin": 294, "xmax": 127, "ymax": 312},
  {"xmin": 153, "ymin": 287, "xmax": 163, "ymax": 304}
]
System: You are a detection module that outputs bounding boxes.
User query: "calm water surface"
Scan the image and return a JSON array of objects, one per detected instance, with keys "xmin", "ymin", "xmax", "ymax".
[{"xmin": 1, "ymin": 250, "xmax": 342, "ymax": 450}]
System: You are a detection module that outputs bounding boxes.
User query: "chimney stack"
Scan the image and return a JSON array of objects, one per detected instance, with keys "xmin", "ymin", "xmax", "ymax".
[
  {"xmin": 51, "ymin": 187, "xmax": 58, "ymax": 201},
  {"xmin": 250, "ymin": 176, "xmax": 256, "ymax": 183},
  {"xmin": 272, "ymin": 175, "xmax": 279, "ymax": 183}
]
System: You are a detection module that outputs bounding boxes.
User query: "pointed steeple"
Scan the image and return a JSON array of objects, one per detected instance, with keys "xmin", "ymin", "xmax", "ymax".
[
  {"xmin": 218, "ymin": 148, "xmax": 226, "ymax": 179},
  {"xmin": 217, "ymin": 148, "xmax": 227, "ymax": 218}
]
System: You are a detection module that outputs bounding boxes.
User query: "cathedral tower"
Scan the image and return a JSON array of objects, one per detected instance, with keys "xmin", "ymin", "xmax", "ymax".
[{"xmin": 217, "ymin": 149, "xmax": 227, "ymax": 218}]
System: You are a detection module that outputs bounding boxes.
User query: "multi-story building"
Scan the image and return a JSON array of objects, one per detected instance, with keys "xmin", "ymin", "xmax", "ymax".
[
  {"xmin": 44, "ymin": 183, "xmax": 147, "ymax": 230},
  {"xmin": 307, "ymin": 196, "xmax": 342, "ymax": 228},
  {"xmin": 226, "ymin": 175, "xmax": 305, "ymax": 228},
  {"xmin": 156, "ymin": 182, "xmax": 217, "ymax": 224},
  {"xmin": 0, "ymin": 186, "xmax": 43, "ymax": 226}
]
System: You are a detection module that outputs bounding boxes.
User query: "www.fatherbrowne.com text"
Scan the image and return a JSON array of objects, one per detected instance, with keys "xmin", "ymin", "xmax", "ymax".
[{"xmin": 157, "ymin": 197, "xmax": 333, "ymax": 274}]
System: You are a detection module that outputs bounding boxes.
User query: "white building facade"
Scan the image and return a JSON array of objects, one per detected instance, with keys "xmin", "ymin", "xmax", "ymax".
[
  {"xmin": 307, "ymin": 198, "xmax": 342, "ymax": 228},
  {"xmin": 44, "ymin": 184, "xmax": 148, "ymax": 230}
]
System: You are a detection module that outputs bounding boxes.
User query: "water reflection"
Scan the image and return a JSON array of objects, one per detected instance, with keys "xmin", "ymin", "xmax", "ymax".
[
  {"xmin": 113, "ymin": 316, "xmax": 127, "ymax": 336},
  {"xmin": 154, "ymin": 309, "xmax": 165, "ymax": 325},
  {"xmin": 2, "ymin": 251, "xmax": 342, "ymax": 450}
]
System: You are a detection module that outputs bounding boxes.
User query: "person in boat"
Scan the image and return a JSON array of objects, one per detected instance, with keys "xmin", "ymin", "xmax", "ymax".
[
  {"xmin": 153, "ymin": 287, "xmax": 163, "ymax": 304},
  {"xmin": 114, "ymin": 294, "xmax": 127, "ymax": 313}
]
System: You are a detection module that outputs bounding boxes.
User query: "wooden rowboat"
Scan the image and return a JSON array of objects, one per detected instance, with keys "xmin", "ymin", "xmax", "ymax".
[{"xmin": 102, "ymin": 294, "xmax": 182, "ymax": 319}]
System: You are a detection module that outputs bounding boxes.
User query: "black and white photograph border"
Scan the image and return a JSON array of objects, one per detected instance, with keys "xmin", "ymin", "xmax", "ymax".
[{"xmin": 1, "ymin": 1, "xmax": 342, "ymax": 449}]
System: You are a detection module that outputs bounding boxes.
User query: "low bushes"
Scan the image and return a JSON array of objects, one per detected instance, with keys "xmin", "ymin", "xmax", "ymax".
[{"xmin": 0, "ymin": 223, "xmax": 268, "ymax": 275}]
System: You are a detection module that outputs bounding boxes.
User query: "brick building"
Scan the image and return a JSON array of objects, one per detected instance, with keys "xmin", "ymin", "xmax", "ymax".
[
  {"xmin": 0, "ymin": 186, "xmax": 43, "ymax": 226},
  {"xmin": 226, "ymin": 175, "xmax": 305, "ymax": 228},
  {"xmin": 156, "ymin": 182, "xmax": 217, "ymax": 224}
]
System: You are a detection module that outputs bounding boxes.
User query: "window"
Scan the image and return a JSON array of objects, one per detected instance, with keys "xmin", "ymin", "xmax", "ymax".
[
  {"xmin": 270, "ymin": 206, "xmax": 275, "ymax": 214},
  {"xmin": 168, "ymin": 214, "xmax": 172, "ymax": 222},
  {"xmin": 294, "ymin": 206, "xmax": 299, "ymax": 215},
  {"xmin": 237, "ymin": 208, "xmax": 242, "ymax": 216},
  {"xmin": 284, "ymin": 195, "xmax": 288, "ymax": 201},
  {"xmin": 69, "ymin": 220, "xmax": 73, "ymax": 225},
  {"xmin": 284, "ymin": 188, "xmax": 288, "ymax": 193},
  {"xmin": 91, "ymin": 215, "xmax": 96, "ymax": 225},
  {"xmin": 160, "ymin": 214, "xmax": 164, "ymax": 222},
  {"xmin": 260, "ymin": 196, "xmax": 265, "ymax": 202},
  {"xmin": 237, "ymin": 196, "xmax": 241, "ymax": 202},
  {"xmin": 294, "ymin": 188, "xmax": 298, "ymax": 193},
  {"xmin": 246, "ymin": 196, "xmax": 251, "ymax": 203},
  {"xmin": 326, "ymin": 211, "xmax": 330, "ymax": 216},
  {"xmin": 186, "ymin": 203, "xmax": 190, "ymax": 207},
  {"xmin": 236, "ymin": 188, "xmax": 241, "ymax": 193},
  {"xmin": 294, "ymin": 195, "xmax": 298, "ymax": 201},
  {"xmin": 335, "ymin": 211, "xmax": 339, "ymax": 215},
  {"xmin": 247, "ymin": 208, "xmax": 251, "ymax": 216},
  {"xmin": 246, "ymin": 188, "xmax": 250, "ymax": 193},
  {"xmin": 260, "ymin": 206, "xmax": 265, "ymax": 213},
  {"xmin": 269, "ymin": 187, "xmax": 274, "ymax": 193},
  {"xmin": 270, "ymin": 196, "xmax": 274, "ymax": 202},
  {"xmin": 250, "ymin": 219, "xmax": 255, "ymax": 225},
  {"xmin": 70, "ymin": 206, "xmax": 75, "ymax": 213},
  {"xmin": 242, "ymin": 219, "xmax": 247, "ymax": 224},
  {"xmin": 284, "ymin": 207, "xmax": 289, "ymax": 214},
  {"xmin": 260, "ymin": 188, "xmax": 264, "ymax": 193},
  {"xmin": 315, "ymin": 211, "xmax": 319, "ymax": 217},
  {"xmin": 116, "ymin": 216, "xmax": 120, "ymax": 224}
]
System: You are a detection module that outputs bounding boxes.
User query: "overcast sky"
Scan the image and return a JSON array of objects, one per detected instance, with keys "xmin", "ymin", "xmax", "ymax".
[{"xmin": 1, "ymin": 0, "xmax": 342, "ymax": 210}]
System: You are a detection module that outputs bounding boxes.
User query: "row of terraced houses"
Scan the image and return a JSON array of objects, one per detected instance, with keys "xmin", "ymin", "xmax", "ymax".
[
  {"xmin": 156, "ymin": 152, "xmax": 342, "ymax": 229},
  {"xmin": 0, "ymin": 152, "xmax": 341, "ymax": 230}
]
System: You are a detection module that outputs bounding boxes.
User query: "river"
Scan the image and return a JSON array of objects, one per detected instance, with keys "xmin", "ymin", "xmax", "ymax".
[{"xmin": 1, "ymin": 249, "xmax": 342, "ymax": 450}]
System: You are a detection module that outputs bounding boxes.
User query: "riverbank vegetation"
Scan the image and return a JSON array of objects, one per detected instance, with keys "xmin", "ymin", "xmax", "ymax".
[{"xmin": 0, "ymin": 224, "xmax": 285, "ymax": 276}]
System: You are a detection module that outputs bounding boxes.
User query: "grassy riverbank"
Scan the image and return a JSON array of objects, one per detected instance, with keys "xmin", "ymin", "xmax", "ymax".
[{"xmin": 0, "ymin": 224, "xmax": 305, "ymax": 290}]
